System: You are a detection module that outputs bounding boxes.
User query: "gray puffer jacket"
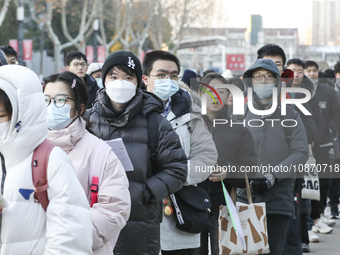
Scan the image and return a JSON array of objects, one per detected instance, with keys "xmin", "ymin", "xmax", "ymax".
[
  {"xmin": 89, "ymin": 89, "xmax": 187, "ymax": 255},
  {"xmin": 237, "ymin": 59, "xmax": 309, "ymax": 216}
]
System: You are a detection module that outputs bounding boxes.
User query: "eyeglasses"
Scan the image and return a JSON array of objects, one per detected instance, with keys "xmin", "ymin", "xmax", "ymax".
[
  {"xmin": 252, "ymin": 74, "xmax": 275, "ymax": 81},
  {"xmin": 149, "ymin": 73, "xmax": 181, "ymax": 81},
  {"xmin": 44, "ymin": 94, "xmax": 74, "ymax": 108},
  {"xmin": 72, "ymin": 62, "xmax": 87, "ymax": 68}
]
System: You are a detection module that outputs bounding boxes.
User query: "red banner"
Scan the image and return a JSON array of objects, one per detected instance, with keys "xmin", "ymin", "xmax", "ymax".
[
  {"xmin": 86, "ymin": 45, "xmax": 106, "ymax": 63},
  {"xmin": 97, "ymin": 46, "xmax": 106, "ymax": 63},
  {"xmin": 9, "ymin": 39, "xmax": 33, "ymax": 61},
  {"xmin": 23, "ymin": 40, "xmax": 33, "ymax": 61},
  {"xmin": 86, "ymin": 46, "xmax": 94, "ymax": 63},
  {"xmin": 9, "ymin": 40, "xmax": 18, "ymax": 52},
  {"xmin": 226, "ymin": 54, "xmax": 245, "ymax": 71}
]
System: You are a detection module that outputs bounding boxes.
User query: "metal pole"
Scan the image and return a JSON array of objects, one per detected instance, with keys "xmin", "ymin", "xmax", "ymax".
[
  {"xmin": 93, "ymin": 18, "xmax": 99, "ymax": 62},
  {"xmin": 17, "ymin": 1, "xmax": 24, "ymax": 65}
]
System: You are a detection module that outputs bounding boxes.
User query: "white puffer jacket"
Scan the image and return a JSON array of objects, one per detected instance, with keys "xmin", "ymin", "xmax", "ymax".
[{"xmin": 0, "ymin": 65, "xmax": 92, "ymax": 255}]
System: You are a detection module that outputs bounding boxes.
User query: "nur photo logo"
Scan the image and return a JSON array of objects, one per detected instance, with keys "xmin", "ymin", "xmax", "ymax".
[{"xmin": 199, "ymin": 83, "xmax": 312, "ymax": 128}]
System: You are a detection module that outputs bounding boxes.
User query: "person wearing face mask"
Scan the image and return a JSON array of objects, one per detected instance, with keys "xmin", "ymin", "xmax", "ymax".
[
  {"xmin": 236, "ymin": 58, "xmax": 309, "ymax": 255},
  {"xmin": 142, "ymin": 51, "xmax": 218, "ymax": 255},
  {"xmin": 43, "ymin": 71, "xmax": 131, "ymax": 255},
  {"xmin": 88, "ymin": 50, "xmax": 188, "ymax": 255},
  {"xmin": 0, "ymin": 65, "xmax": 92, "ymax": 255},
  {"xmin": 87, "ymin": 62, "xmax": 104, "ymax": 89}
]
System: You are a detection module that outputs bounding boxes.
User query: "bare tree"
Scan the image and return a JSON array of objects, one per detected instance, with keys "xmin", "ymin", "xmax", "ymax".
[
  {"xmin": 42, "ymin": 0, "xmax": 99, "ymax": 72},
  {"xmin": 0, "ymin": 0, "xmax": 11, "ymax": 27},
  {"xmin": 119, "ymin": 0, "xmax": 155, "ymax": 57},
  {"xmin": 149, "ymin": 0, "xmax": 217, "ymax": 52},
  {"xmin": 96, "ymin": 0, "xmax": 127, "ymax": 56},
  {"xmin": 96, "ymin": 0, "xmax": 155, "ymax": 57}
]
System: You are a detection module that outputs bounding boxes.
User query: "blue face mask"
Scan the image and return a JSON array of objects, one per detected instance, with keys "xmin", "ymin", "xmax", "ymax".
[
  {"xmin": 95, "ymin": 78, "xmax": 103, "ymax": 89},
  {"xmin": 152, "ymin": 79, "xmax": 179, "ymax": 100},
  {"xmin": 253, "ymin": 83, "xmax": 275, "ymax": 99},
  {"xmin": 46, "ymin": 104, "xmax": 75, "ymax": 130}
]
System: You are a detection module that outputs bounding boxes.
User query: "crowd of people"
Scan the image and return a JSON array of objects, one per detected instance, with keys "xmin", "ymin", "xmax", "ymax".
[{"xmin": 0, "ymin": 43, "xmax": 339, "ymax": 255}]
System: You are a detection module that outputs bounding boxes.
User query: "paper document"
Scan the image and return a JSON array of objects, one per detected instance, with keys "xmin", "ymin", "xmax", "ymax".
[{"xmin": 105, "ymin": 138, "xmax": 134, "ymax": 172}]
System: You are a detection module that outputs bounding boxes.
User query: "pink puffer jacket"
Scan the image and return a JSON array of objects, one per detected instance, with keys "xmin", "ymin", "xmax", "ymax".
[{"xmin": 47, "ymin": 117, "xmax": 131, "ymax": 255}]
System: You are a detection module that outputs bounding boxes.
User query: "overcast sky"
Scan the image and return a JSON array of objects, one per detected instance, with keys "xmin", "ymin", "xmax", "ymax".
[{"xmin": 219, "ymin": 0, "xmax": 313, "ymax": 44}]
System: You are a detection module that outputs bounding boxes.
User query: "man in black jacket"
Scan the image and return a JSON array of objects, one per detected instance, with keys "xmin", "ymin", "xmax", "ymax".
[
  {"xmin": 89, "ymin": 50, "xmax": 187, "ymax": 255},
  {"xmin": 65, "ymin": 51, "xmax": 99, "ymax": 108}
]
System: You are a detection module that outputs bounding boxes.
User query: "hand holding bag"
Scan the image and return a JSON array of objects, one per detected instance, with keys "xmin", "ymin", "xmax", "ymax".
[{"xmin": 219, "ymin": 173, "xmax": 270, "ymax": 255}]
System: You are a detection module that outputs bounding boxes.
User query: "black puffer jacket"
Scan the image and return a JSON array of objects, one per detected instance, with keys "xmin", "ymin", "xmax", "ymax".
[
  {"xmin": 84, "ymin": 74, "xmax": 99, "ymax": 109},
  {"xmin": 89, "ymin": 89, "xmax": 187, "ymax": 255}
]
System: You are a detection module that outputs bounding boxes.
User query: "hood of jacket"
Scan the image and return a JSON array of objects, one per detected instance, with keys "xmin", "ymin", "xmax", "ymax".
[
  {"xmin": 0, "ymin": 65, "xmax": 47, "ymax": 165},
  {"xmin": 243, "ymin": 58, "xmax": 282, "ymax": 89},
  {"xmin": 93, "ymin": 88, "xmax": 164, "ymax": 127},
  {"xmin": 243, "ymin": 59, "xmax": 282, "ymax": 115}
]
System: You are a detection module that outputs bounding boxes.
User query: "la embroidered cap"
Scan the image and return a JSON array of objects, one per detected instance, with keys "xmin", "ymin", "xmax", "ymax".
[{"xmin": 101, "ymin": 50, "xmax": 142, "ymax": 88}]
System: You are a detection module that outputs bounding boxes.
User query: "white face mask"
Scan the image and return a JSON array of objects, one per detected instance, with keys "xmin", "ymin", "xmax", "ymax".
[
  {"xmin": 105, "ymin": 80, "xmax": 136, "ymax": 104},
  {"xmin": 46, "ymin": 104, "xmax": 75, "ymax": 130},
  {"xmin": 253, "ymin": 83, "xmax": 275, "ymax": 99},
  {"xmin": 0, "ymin": 121, "xmax": 10, "ymax": 140}
]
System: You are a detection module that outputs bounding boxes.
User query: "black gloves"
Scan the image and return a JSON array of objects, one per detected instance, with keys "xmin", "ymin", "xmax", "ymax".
[{"xmin": 250, "ymin": 173, "xmax": 276, "ymax": 194}]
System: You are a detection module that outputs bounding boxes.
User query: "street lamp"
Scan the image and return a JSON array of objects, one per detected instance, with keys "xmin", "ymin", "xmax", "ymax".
[
  {"xmin": 17, "ymin": 1, "xmax": 24, "ymax": 65},
  {"xmin": 93, "ymin": 18, "xmax": 99, "ymax": 62}
]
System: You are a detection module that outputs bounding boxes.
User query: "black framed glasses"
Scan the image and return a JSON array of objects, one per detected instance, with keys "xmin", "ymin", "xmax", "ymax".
[
  {"xmin": 252, "ymin": 74, "xmax": 275, "ymax": 81},
  {"xmin": 44, "ymin": 94, "xmax": 74, "ymax": 108}
]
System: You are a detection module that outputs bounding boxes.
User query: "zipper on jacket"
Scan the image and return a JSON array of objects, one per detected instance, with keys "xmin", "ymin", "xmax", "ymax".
[{"xmin": 0, "ymin": 152, "xmax": 6, "ymax": 195}]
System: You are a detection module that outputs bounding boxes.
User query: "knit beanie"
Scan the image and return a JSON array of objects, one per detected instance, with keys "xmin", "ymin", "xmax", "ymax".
[
  {"xmin": 181, "ymin": 69, "xmax": 197, "ymax": 87},
  {"xmin": 101, "ymin": 50, "xmax": 142, "ymax": 88}
]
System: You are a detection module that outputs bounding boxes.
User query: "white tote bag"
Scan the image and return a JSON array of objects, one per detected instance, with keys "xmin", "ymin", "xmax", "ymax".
[
  {"xmin": 301, "ymin": 145, "xmax": 320, "ymax": 201},
  {"xmin": 219, "ymin": 174, "xmax": 270, "ymax": 255}
]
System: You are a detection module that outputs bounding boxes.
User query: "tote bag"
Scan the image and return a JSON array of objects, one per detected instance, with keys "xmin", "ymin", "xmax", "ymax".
[
  {"xmin": 301, "ymin": 145, "xmax": 320, "ymax": 201},
  {"xmin": 219, "ymin": 174, "xmax": 270, "ymax": 255}
]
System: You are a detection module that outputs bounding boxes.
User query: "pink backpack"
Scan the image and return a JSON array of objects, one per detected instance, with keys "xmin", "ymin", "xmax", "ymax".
[{"xmin": 32, "ymin": 139, "xmax": 110, "ymax": 211}]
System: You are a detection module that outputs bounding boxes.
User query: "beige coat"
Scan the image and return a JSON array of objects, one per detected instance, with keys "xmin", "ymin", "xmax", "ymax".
[{"xmin": 47, "ymin": 118, "xmax": 131, "ymax": 255}]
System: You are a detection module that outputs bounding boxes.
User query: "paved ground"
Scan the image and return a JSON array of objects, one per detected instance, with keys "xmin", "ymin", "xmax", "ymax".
[{"xmin": 308, "ymin": 206, "xmax": 340, "ymax": 254}]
